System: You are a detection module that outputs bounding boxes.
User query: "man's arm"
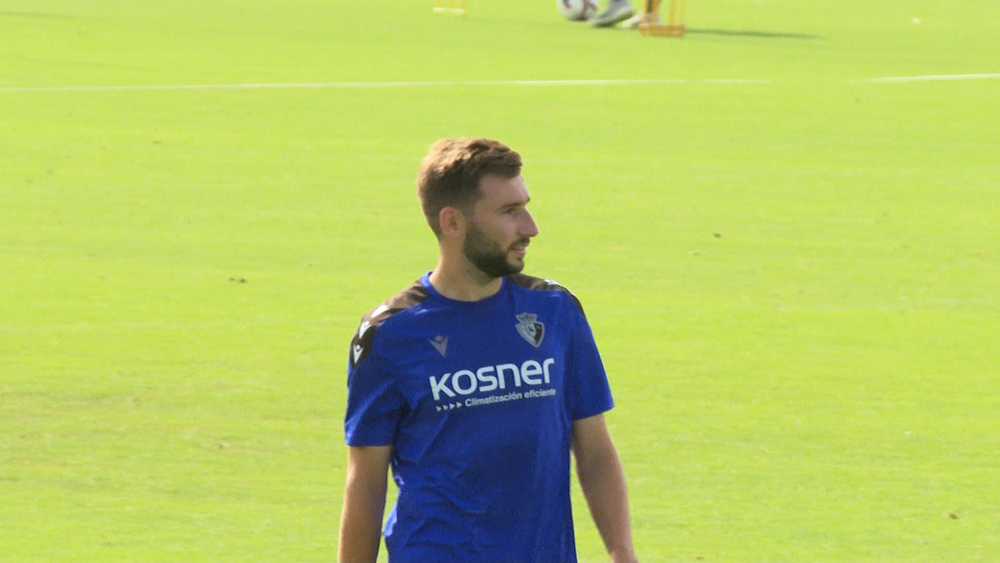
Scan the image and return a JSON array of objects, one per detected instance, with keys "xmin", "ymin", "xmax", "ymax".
[
  {"xmin": 338, "ymin": 445, "xmax": 393, "ymax": 563},
  {"xmin": 572, "ymin": 413, "xmax": 637, "ymax": 563}
]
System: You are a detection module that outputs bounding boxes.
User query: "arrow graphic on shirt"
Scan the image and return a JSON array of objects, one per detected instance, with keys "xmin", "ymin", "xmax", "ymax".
[{"xmin": 357, "ymin": 320, "xmax": 372, "ymax": 340}]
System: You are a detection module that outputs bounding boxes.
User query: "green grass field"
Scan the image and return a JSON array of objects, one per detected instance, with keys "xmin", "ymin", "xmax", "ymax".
[{"xmin": 2, "ymin": 0, "xmax": 998, "ymax": 560}]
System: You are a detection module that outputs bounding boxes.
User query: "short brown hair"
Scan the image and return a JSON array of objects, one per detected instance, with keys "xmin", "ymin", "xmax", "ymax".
[{"xmin": 416, "ymin": 138, "xmax": 523, "ymax": 236}]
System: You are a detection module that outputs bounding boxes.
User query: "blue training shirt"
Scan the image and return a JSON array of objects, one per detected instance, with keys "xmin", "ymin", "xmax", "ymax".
[{"xmin": 345, "ymin": 272, "xmax": 614, "ymax": 563}]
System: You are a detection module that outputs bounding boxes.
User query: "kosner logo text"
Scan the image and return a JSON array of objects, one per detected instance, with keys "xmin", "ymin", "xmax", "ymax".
[{"xmin": 429, "ymin": 358, "xmax": 556, "ymax": 401}]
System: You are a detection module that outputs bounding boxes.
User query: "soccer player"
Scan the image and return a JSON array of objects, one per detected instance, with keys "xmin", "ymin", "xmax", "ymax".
[{"xmin": 338, "ymin": 138, "xmax": 637, "ymax": 563}]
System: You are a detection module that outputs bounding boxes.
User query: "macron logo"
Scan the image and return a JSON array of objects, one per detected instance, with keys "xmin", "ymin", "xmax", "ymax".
[
  {"xmin": 429, "ymin": 335, "xmax": 449, "ymax": 357},
  {"xmin": 352, "ymin": 304, "xmax": 389, "ymax": 366}
]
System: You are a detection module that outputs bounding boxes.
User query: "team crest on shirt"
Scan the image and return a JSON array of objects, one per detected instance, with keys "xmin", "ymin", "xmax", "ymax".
[{"xmin": 515, "ymin": 313, "xmax": 545, "ymax": 348}]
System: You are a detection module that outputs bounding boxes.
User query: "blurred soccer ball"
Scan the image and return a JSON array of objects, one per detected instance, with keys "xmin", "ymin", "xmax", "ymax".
[{"xmin": 558, "ymin": 0, "xmax": 599, "ymax": 21}]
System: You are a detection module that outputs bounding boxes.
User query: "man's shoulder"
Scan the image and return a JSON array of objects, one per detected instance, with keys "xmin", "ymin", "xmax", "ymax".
[
  {"xmin": 362, "ymin": 279, "xmax": 430, "ymax": 325},
  {"xmin": 507, "ymin": 273, "xmax": 586, "ymax": 316},
  {"xmin": 349, "ymin": 279, "xmax": 430, "ymax": 369},
  {"xmin": 506, "ymin": 272, "xmax": 575, "ymax": 294}
]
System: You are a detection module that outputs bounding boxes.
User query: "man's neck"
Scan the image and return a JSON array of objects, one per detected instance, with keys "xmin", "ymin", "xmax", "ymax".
[{"xmin": 428, "ymin": 259, "xmax": 503, "ymax": 302}]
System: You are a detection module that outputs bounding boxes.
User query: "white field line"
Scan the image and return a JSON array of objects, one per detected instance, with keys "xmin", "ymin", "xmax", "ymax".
[
  {"xmin": 860, "ymin": 73, "xmax": 1000, "ymax": 83},
  {"xmin": 0, "ymin": 78, "xmax": 772, "ymax": 93},
  {"xmin": 2, "ymin": 73, "xmax": 996, "ymax": 93}
]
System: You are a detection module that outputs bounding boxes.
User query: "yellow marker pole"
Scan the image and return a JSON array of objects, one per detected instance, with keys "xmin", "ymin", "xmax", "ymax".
[{"xmin": 638, "ymin": 0, "xmax": 686, "ymax": 37}]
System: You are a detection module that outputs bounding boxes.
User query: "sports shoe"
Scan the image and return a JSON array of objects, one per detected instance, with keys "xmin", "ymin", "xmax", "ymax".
[
  {"xmin": 617, "ymin": 10, "xmax": 646, "ymax": 29},
  {"xmin": 590, "ymin": 0, "xmax": 635, "ymax": 27}
]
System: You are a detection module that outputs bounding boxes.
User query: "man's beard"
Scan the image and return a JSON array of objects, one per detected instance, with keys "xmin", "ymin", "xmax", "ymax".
[{"xmin": 463, "ymin": 222, "xmax": 527, "ymax": 279}]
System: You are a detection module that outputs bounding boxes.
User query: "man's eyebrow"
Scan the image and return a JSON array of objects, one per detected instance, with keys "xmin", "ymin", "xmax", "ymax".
[{"xmin": 500, "ymin": 197, "xmax": 530, "ymax": 209}]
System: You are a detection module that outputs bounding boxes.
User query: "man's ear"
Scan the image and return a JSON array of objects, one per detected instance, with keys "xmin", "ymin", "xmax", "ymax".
[{"xmin": 438, "ymin": 206, "xmax": 466, "ymax": 239}]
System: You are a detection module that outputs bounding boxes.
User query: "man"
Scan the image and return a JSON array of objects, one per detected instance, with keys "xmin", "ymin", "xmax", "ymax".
[
  {"xmin": 590, "ymin": 0, "xmax": 635, "ymax": 27},
  {"xmin": 338, "ymin": 138, "xmax": 637, "ymax": 563}
]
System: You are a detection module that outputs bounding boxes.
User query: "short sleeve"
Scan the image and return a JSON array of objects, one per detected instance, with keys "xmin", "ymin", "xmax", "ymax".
[
  {"xmin": 344, "ymin": 343, "xmax": 405, "ymax": 446},
  {"xmin": 564, "ymin": 304, "xmax": 614, "ymax": 420}
]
